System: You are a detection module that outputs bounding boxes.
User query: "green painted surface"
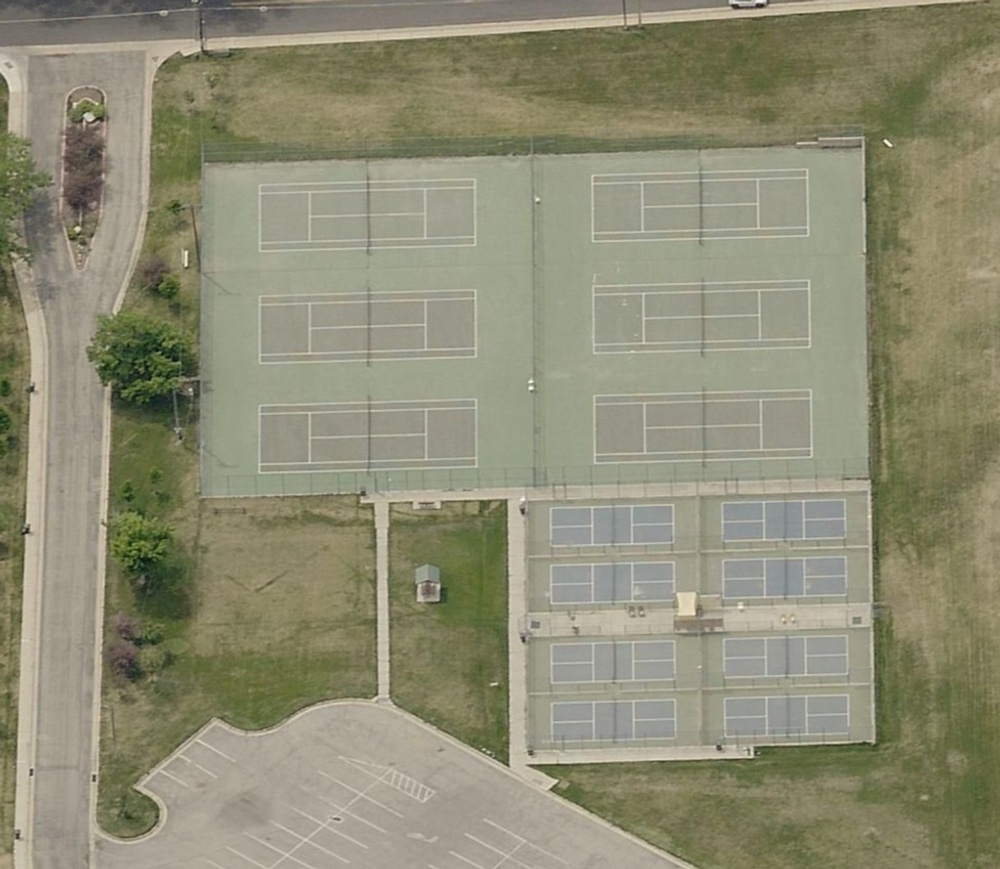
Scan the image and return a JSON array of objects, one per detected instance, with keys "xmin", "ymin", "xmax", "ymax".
[
  {"xmin": 201, "ymin": 147, "xmax": 867, "ymax": 496},
  {"xmin": 524, "ymin": 490, "xmax": 874, "ymax": 750}
]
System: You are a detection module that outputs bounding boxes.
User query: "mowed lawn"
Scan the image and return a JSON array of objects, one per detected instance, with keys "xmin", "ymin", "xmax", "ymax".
[
  {"xmin": 389, "ymin": 502, "xmax": 508, "ymax": 762},
  {"xmin": 107, "ymin": 5, "xmax": 1000, "ymax": 865},
  {"xmin": 0, "ymin": 79, "xmax": 30, "ymax": 866},
  {"xmin": 99, "ymin": 413, "xmax": 377, "ymax": 838}
]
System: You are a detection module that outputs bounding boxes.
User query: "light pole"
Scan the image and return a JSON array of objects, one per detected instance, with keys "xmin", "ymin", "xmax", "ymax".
[{"xmin": 192, "ymin": 0, "xmax": 205, "ymax": 55}]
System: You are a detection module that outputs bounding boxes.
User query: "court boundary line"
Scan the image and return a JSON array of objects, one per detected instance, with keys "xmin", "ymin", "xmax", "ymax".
[
  {"xmin": 722, "ymin": 634, "xmax": 850, "ymax": 679},
  {"xmin": 720, "ymin": 497, "xmax": 848, "ymax": 544},
  {"xmin": 593, "ymin": 389, "xmax": 814, "ymax": 464},
  {"xmin": 592, "ymin": 279, "xmax": 812, "ymax": 354},
  {"xmin": 723, "ymin": 693, "xmax": 851, "ymax": 739},
  {"xmin": 548, "ymin": 561, "xmax": 677, "ymax": 606},
  {"xmin": 721, "ymin": 554, "xmax": 849, "ymax": 599},
  {"xmin": 550, "ymin": 698, "xmax": 677, "ymax": 743},
  {"xmin": 550, "ymin": 639, "xmax": 677, "ymax": 685},
  {"xmin": 257, "ymin": 178, "xmax": 477, "ymax": 253},
  {"xmin": 257, "ymin": 289, "xmax": 479, "ymax": 364},
  {"xmin": 257, "ymin": 398, "xmax": 479, "ymax": 474},
  {"xmin": 590, "ymin": 168, "xmax": 810, "ymax": 244}
]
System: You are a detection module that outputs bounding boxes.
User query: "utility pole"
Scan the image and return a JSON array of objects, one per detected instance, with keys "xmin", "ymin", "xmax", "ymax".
[
  {"xmin": 192, "ymin": 0, "xmax": 205, "ymax": 55},
  {"xmin": 621, "ymin": 0, "xmax": 628, "ymax": 27}
]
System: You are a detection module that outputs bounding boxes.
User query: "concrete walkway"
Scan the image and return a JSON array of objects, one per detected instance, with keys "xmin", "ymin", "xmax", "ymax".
[{"xmin": 374, "ymin": 500, "xmax": 391, "ymax": 702}]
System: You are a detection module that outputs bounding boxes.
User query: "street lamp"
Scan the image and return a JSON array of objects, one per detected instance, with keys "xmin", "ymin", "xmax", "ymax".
[{"xmin": 191, "ymin": 0, "xmax": 205, "ymax": 55}]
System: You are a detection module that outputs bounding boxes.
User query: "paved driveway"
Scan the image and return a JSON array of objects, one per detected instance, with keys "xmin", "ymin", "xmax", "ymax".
[
  {"xmin": 19, "ymin": 49, "xmax": 151, "ymax": 869},
  {"xmin": 96, "ymin": 702, "xmax": 693, "ymax": 869}
]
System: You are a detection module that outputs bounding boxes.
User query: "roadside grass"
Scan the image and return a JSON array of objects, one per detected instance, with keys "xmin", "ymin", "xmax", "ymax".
[
  {"xmin": 0, "ymin": 79, "xmax": 28, "ymax": 866},
  {"xmin": 100, "ymin": 4, "xmax": 1000, "ymax": 864},
  {"xmin": 0, "ymin": 264, "xmax": 28, "ymax": 864},
  {"xmin": 389, "ymin": 502, "xmax": 508, "ymax": 763},
  {"xmin": 98, "ymin": 401, "xmax": 376, "ymax": 836}
]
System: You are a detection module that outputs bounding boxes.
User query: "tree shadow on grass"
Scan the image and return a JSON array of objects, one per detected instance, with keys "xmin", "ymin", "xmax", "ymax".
[{"xmin": 131, "ymin": 550, "xmax": 192, "ymax": 622}]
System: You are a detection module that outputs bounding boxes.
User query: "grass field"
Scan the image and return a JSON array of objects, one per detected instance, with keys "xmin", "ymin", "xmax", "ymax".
[
  {"xmin": 389, "ymin": 502, "xmax": 508, "ymax": 762},
  {"xmin": 105, "ymin": 5, "xmax": 1000, "ymax": 864},
  {"xmin": 0, "ymin": 77, "xmax": 28, "ymax": 867},
  {"xmin": 99, "ymin": 409, "xmax": 376, "ymax": 837}
]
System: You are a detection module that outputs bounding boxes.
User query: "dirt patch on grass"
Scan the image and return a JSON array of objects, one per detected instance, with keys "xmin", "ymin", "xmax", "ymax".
[
  {"xmin": 191, "ymin": 498, "xmax": 374, "ymax": 659},
  {"xmin": 389, "ymin": 502, "xmax": 508, "ymax": 761}
]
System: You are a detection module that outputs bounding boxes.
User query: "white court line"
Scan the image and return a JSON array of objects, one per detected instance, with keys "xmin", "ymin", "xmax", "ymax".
[
  {"xmin": 756, "ymin": 178, "xmax": 761, "ymax": 229},
  {"xmin": 179, "ymin": 754, "xmax": 218, "ymax": 779},
  {"xmin": 482, "ymin": 819, "xmax": 570, "ymax": 865},
  {"xmin": 317, "ymin": 769, "xmax": 405, "ymax": 818},
  {"xmin": 642, "ymin": 200, "xmax": 758, "ymax": 209},
  {"xmin": 196, "ymin": 737, "xmax": 236, "ymax": 762},
  {"xmin": 287, "ymin": 807, "xmax": 369, "ymax": 849},
  {"xmin": 422, "ymin": 187, "xmax": 428, "ymax": 240},
  {"xmin": 157, "ymin": 768, "xmax": 191, "ymax": 788}
]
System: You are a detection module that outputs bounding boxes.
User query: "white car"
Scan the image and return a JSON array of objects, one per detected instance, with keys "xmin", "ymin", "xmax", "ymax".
[{"xmin": 730, "ymin": 0, "xmax": 768, "ymax": 7}]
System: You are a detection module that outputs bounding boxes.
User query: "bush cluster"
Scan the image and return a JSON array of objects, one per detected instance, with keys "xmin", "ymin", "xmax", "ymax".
[
  {"xmin": 63, "ymin": 124, "xmax": 105, "ymax": 214},
  {"xmin": 68, "ymin": 99, "xmax": 106, "ymax": 124},
  {"xmin": 106, "ymin": 611, "xmax": 171, "ymax": 681}
]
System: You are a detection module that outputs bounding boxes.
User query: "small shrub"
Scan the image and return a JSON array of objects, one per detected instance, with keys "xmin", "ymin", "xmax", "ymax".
[
  {"xmin": 119, "ymin": 480, "xmax": 135, "ymax": 504},
  {"xmin": 149, "ymin": 467, "xmax": 163, "ymax": 485},
  {"xmin": 0, "ymin": 407, "xmax": 11, "ymax": 435},
  {"xmin": 139, "ymin": 622, "xmax": 164, "ymax": 646},
  {"xmin": 111, "ymin": 611, "xmax": 141, "ymax": 642},
  {"xmin": 137, "ymin": 256, "xmax": 168, "ymax": 293},
  {"xmin": 0, "ymin": 378, "xmax": 10, "ymax": 397},
  {"xmin": 166, "ymin": 198, "xmax": 184, "ymax": 216},
  {"xmin": 154, "ymin": 274, "xmax": 180, "ymax": 300},
  {"xmin": 138, "ymin": 645, "xmax": 170, "ymax": 678},
  {"xmin": 69, "ymin": 99, "xmax": 106, "ymax": 124},
  {"xmin": 106, "ymin": 639, "xmax": 140, "ymax": 680}
]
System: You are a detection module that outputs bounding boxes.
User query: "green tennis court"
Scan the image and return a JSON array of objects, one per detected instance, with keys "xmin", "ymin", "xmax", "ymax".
[{"xmin": 200, "ymin": 146, "xmax": 867, "ymax": 497}]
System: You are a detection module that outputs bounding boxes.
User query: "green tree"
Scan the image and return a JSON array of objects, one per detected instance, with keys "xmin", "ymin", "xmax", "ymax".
[
  {"xmin": 109, "ymin": 511, "xmax": 172, "ymax": 579},
  {"xmin": 87, "ymin": 311, "xmax": 195, "ymax": 404},
  {"xmin": 0, "ymin": 131, "xmax": 51, "ymax": 261}
]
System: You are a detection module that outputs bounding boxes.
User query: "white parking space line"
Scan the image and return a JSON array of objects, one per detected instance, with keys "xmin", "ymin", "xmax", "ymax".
[
  {"xmin": 449, "ymin": 851, "xmax": 488, "ymax": 869},
  {"xmin": 318, "ymin": 769, "xmax": 405, "ymax": 818},
  {"xmin": 296, "ymin": 785, "xmax": 388, "ymax": 834},
  {"xmin": 483, "ymin": 819, "xmax": 569, "ymax": 865},
  {"xmin": 197, "ymin": 737, "xmax": 236, "ymax": 762},
  {"xmin": 179, "ymin": 753, "xmax": 219, "ymax": 779},
  {"xmin": 464, "ymin": 835, "xmax": 534, "ymax": 869},
  {"xmin": 288, "ymin": 807, "xmax": 370, "ymax": 849},
  {"xmin": 247, "ymin": 826, "xmax": 349, "ymax": 867},
  {"xmin": 226, "ymin": 846, "xmax": 268, "ymax": 868},
  {"xmin": 157, "ymin": 768, "xmax": 191, "ymax": 788}
]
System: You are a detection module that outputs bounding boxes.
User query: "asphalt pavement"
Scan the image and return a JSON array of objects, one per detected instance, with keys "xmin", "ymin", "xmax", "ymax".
[
  {"xmin": 0, "ymin": 0, "xmax": 717, "ymax": 48},
  {"xmin": 14, "ymin": 50, "xmax": 152, "ymax": 869}
]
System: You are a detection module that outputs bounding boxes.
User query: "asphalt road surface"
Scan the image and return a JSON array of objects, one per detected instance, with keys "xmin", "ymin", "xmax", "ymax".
[
  {"xmin": 0, "ymin": 0, "xmax": 723, "ymax": 48},
  {"xmin": 18, "ymin": 50, "xmax": 150, "ymax": 869}
]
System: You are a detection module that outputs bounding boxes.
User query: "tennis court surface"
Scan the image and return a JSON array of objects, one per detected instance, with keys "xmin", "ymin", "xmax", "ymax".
[{"xmin": 200, "ymin": 145, "xmax": 867, "ymax": 496}]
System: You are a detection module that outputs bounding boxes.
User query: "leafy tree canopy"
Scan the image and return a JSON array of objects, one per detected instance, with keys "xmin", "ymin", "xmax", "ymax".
[
  {"xmin": 0, "ymin": 131, "xmax": 51, "ymax": 261},
  {"xmin": 87, "ymin": 311, "xmax": 196, "ymax": 404},
  {"xmin": 109, "ymin": 511, "xmax": 172, "ymax": 578}
]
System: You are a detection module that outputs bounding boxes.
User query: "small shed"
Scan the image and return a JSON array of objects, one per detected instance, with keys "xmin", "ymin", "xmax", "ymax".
[{"xmin": 415, "ymin": 564, "xmax": 442, "ymax": 603}]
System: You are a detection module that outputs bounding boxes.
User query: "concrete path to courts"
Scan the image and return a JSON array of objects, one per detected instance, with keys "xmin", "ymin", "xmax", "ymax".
[{"xmin": 374, "ymin": 500, "xmax": 391, "ymax": 701}]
